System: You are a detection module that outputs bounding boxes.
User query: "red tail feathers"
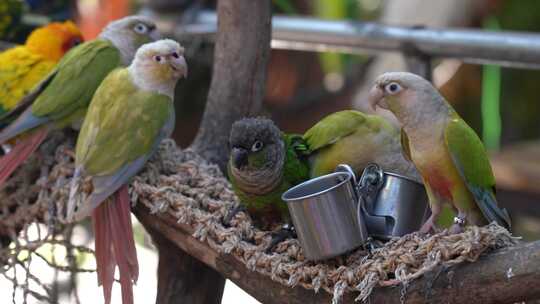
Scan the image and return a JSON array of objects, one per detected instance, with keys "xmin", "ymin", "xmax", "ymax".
[
  {"xmin": 0, "ymin": 128, "xmax": 49, "ymax": 185},
  {"xmin": 92, "ymin": 185, "xmax": 138, "ymax": 304}
]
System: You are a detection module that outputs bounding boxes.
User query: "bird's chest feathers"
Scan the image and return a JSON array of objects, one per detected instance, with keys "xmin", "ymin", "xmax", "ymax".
[{"xmin": 408, "ymin": 131, "xmax": 455, "ymax": 200}]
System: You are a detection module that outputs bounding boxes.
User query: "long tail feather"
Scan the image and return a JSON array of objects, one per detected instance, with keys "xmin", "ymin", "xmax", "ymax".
[
  {"xmin": 93, "ymin": 185, "xmax": 138, "ymax": 304},
  {"xmin": 92, "ymin": 202, "xmax": 115, "ymax": 304},
  {"xmin": 112, "ymin": 185, "xmax": 138, "ymax": 279},
  {"xmin": 0, "ymin": 128, "xmax": 48, "ymax": 186}
]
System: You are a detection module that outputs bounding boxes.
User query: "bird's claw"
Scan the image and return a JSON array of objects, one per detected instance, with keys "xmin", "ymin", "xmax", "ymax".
[
  {"xmin": 222, "ymin": 205, "xmax": 247, "ymax": 227},
  {"xmin": 265, "ymin": 224, "xmax": 296, "ymax": 254}
]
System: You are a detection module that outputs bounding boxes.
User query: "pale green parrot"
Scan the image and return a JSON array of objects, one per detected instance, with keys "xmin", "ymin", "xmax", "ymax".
[
  {"xmin": 303, "ymin": 110, "xmax": 420, "ymax": 181},
  {"xmin": 368, "ymin": 72, "xmax": 511, "ymax": 234},
  {"xmin": 0, "ymin": 16, "xmax": 159, "ymax": 187},
  {"xmin": 67, "ymin": 39, "xmax": 187, "ymax": 304}
]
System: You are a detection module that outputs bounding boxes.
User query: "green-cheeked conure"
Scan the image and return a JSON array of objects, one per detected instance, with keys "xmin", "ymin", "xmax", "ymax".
[
  {"xmin": 0, "ymin": 16, "xmax": 159, "ymax": 188},
  {"xmin": 67, "ymin": 39, "xmax": 187, "ymax": 304},
  {"xmin": 368, "ymin": 72, "xmax": 511, "ymax": 234},
  {"xmin": 304, "ymin": 110, "xmax": 420, "ymax": 182},
  {"xmin": 228, "ymin": 118, "xmax": 310, "ymax": 229}
]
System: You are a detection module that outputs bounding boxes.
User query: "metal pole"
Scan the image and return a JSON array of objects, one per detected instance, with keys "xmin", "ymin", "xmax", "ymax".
[{"xmin": 167, "ymin": 10, "xmax": 540, "ymax": 69}]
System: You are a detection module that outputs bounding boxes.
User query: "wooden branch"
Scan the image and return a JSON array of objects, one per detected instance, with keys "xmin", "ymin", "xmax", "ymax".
[
  {"xmin": 148, "ymin": 1, "xmax": 271, "ymax": 302},
  {"xmin": 145, "ymin": 220, "xmax": 225, "ymax": 304},
  {"xmin": 134, "ymin": 204, "xmax": 540, "ymax": 304},
  {"xmin": 191, "ymin": 0, "xmax": 272, "ymax": 172}
]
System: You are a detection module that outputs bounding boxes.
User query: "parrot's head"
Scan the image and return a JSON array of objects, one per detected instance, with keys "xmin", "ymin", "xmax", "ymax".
[
  {"xmin": 100, "ymin": 15, "xmax": 160, "ymax": 64},
  {"xmin": 129, "ymin": 39, "xmax": 187, "ymax": 97},
  {"xmin": 368, "ymin": 72, "xmax": 445, "ymax": 127},
  {"xmin": 25, "ymin": 21, "xmax": 83, "ymax": 61},
  {"xmin": 228, "ymin": 118, "xmax": 286, "ymax": 188}
]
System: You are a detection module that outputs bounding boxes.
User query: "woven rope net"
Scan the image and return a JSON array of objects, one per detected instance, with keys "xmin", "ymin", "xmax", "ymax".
[
  {"xmin": 0, "ymin": 134, "xmax": 518, "ymax": 303},
  {"xmin": 0, "ymin": 132, "xmax": 94, "ymax": 303}
]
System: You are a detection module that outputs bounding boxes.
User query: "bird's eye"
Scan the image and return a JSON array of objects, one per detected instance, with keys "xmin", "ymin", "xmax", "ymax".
[
  {"xmin": 70, "ymin": 38, "xmax": 82, "ymax": 48},
  {"xmin": 172, "ymin": 52, "xmax": 179, "ymax": 58},
  {"xmin": 154, "ymin": 55, "xmax": 162, "ymax": 62},
  {"xmin": 385, "ymin": 82, "xmax": 402, "ymax": 95},
  {"xmin": 134, "ymin": 23, "xmax": 148, "ymax": 34},
  {"xmin": 251, "ymin": 141, "xmax": 264, "ymax": 152}
]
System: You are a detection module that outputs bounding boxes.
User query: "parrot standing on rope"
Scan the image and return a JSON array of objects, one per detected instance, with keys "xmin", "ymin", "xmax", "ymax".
[
  {"xmin": 0, "ymin": 16, "xmax": 159, "ymax": 187},
  {"xmin": 0, "ymin": 20, "xmax": 82, "ymax": 116},
  {"xmin": 368, "ymin": 72, "xmax": 511, "ymax": 234},
  {"xmin": 228, "ymin": 118, "xmax": 310, "ymax": 229},
  {"xmin": 67, "ymin": 39, "xmax": 187, "ymax": 304}
]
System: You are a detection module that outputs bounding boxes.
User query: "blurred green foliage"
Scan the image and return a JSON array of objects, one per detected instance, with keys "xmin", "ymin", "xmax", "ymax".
[
  {"xmin": 496, "ymin": 0, "xmax": 540, "ymax": 142},
  {"xmin": 0, "ymin": 0, "xmax": 24, "ymax": 41},
  {"xmin": 481, "ymin": 17, "xmax": 502, "ymax": 151}
]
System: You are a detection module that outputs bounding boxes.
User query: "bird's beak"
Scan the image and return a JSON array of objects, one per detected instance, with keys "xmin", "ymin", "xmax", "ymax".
[
  {"xmin": 367, "ymin": 85, "xmax": 385, "ymax": 111},
  {"xmin": 231, "ymin": 147, "xmax": 248, "ymax": 169},
  {"xmin": 170, "ymin": 55, "xmax": 188, "ymax": 78}
]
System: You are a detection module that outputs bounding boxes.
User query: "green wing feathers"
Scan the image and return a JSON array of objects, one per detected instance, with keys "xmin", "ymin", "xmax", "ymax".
[
  {"xmin": 303, "ymin": 110, "xmax": 367, "ymax": 151},
  {"xmin": 400, "ymin": 129, "xmax": 412, "ymax": 162},
  {"xmin": 444, "ymin": 114, "xmax": 511, "ymax": 229},
  {"xmin": 283, "ymin": 133, "xmax": 310, "ymax": 186},
  {"xmin": 76, "ymin": 68, "xmax": 172, "ymax": 176},
  {"xmin": 31, "ymin": 39, "xmax": 122, "ymax": 121}
]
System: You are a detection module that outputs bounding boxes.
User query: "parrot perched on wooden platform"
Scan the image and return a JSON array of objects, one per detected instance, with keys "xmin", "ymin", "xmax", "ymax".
[
  {"xmin": 0, "ymin": 16, "xmax": 159, "ymax": 187},
  {"xmin": 368, "ymin": 72, "xmax": 511, "ymax": 233},
  {"xmin": 228, "ymin": 118, "xmax": 310, "ymax": 228},
  {"xmin": 0, "ymin": 20, "xmax": 82, "ymax": 116},
  {"xmin": 67, "ymin": 39, "xmax": 187, "ymax": 304},
  {"xmin": 304, "ymin": 110, "xmax": 420, "ymax": 181}
]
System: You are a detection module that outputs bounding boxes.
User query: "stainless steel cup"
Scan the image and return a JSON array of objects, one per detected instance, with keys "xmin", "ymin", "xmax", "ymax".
[
  {"xmin": 343, "ymin": 163, "xmax": 429, "ymax": 239},
  {"xmin": 282, "ymin": 172, "xmax": 369, "ymax": 261},
  {"xmin": 363, "ymin": 171, "xmax": 430, "ymax": 239}
]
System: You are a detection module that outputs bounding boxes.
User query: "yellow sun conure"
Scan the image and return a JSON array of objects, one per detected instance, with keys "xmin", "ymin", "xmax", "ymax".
[{"xmin": 0, "ymin": 21, "xmax": 83, "ymax": 115}]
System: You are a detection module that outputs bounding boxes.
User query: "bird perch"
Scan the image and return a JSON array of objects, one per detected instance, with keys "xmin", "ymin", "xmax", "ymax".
[{"xmin": 134, "ymin": 202, "xmax": 540, "ymax": 304}]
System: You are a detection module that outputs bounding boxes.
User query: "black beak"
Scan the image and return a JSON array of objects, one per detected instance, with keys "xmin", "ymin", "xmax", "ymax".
[{"xmin": 231, "ymin": 147, "xmax": 248, "ymax": 168}]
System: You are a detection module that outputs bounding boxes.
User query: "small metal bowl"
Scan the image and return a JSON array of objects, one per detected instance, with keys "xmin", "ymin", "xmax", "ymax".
[{"xmin": 282, "ymin": 172, "xmax": 369, "ymax": 261}]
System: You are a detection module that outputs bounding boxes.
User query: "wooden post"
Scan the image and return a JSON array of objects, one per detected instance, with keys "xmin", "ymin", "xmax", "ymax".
[
  {"xmin": 144, "ymin": 0, "xmax": 272, "ymax": 303},
  {"xmin": 191, "ymin": 0, "xmax": 272, "ymax": 172}
]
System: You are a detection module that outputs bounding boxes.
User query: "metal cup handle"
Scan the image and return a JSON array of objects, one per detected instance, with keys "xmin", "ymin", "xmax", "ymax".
[
  {"xmin": 334, "ymin": 163, "xmax": 384, "ymax": 204},
  {"xmin": 334, "ymin": 164, "xmax": 374, "ymax": 241}
]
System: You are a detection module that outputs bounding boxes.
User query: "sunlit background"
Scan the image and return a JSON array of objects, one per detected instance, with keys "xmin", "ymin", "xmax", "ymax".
[{"xmin": 0, "ymin": 0, "xmax": 539, "ymax": 303}]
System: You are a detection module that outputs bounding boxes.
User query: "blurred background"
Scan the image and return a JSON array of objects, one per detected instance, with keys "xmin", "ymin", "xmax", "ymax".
[{"xmin": 0, "ymin": 0, "xmax": 539, "ymax": 303}]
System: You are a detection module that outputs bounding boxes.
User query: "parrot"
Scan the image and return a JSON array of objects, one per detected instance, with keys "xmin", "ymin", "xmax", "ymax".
[
  {"xmin": 228, "ymin": 117, "xmax": 310, "ymax": 229},
  {"xmin": 0, "ymin": 20, "xmax": 81, "ymax": 248},
  {"xmin": 0, "ymin": 15, "xmax": 159, "ymax": 187},
  {"xmin": 367, "ymin": 71, "xmax": 511, "ymax": 234},
  {"xmin": 304, "ymin": 110, "xmax": 420, "ymax": 181},
  {"xmin": 0, "ymin": 20, "xmax": 83, "ymax": 116},
  {"xmin": 66, "ymin": 39, "xmax": 188, "ymax": 304}
]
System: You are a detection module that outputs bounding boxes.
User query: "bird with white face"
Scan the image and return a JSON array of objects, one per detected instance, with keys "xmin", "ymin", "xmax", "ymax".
[
  {"xmin": 67, "ymin": 39, "xmax": 187, "ymax": 304},
  {"xmin": 368, "ymin": 72, "xmax": 510, "ymax": 234},
  {"xmin": 0, "ymin": 15, "xmax": 161, "ymax": 191}
]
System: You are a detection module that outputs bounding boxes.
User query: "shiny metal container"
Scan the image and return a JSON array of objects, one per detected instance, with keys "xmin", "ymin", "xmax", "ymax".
[
  {"xmin": 362, "ymin": 172, "xmax": 430, "ymax": 239},
  {"xmin": 282, "ymin": 172, "xmax": 369, "ymax": 261}
]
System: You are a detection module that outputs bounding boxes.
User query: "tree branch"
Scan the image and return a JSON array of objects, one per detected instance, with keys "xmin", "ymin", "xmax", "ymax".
[
  {"xmin": 191, "ymin": 0, "xmax": 272, "ymax": 172},
  {"xmin": 135, "ymin": 203, "xmax": 540, "ymax": 304},
  {"xmin": 145, "ymin": 220, "xmax": 225, "ymax": 304},
  {"xmin": 148, "ymin": 1, "xmax": 272, "ymax": 302}
]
